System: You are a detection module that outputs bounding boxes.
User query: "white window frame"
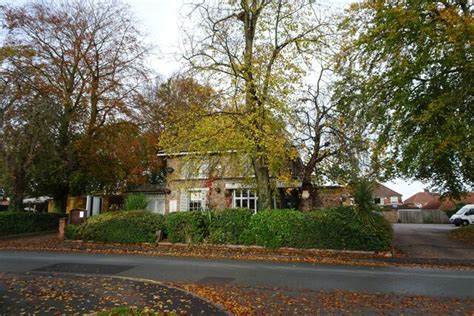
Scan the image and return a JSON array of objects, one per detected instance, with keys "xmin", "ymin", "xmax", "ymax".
[
  {"xmin": 232, "ymin": 189, "xmax": 257, "ymax": 212},
  {"xmin": 390, "ymin": 196, "xmax": 399, "ymax": 205},
  {"xmin": 188, "ymin": 189, "xmax": 208, "ymax": 211}
]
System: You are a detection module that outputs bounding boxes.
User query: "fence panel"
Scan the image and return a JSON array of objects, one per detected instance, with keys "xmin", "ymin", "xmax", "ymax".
[
  {"xmin": 398, "ymin": 209, "xmax": 423, "ymax": 223},
  {"xmin": 397, "ymin": 209, "xmax": 449, "ymax": 223}
]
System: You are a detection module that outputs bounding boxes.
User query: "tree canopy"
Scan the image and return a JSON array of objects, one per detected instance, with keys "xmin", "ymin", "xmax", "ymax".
[{"xmin": 335, "ymin": 0, "xmax": 473, "ymax": 196}]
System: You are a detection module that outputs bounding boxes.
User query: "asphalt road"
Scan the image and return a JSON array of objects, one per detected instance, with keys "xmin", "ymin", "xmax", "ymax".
[
  {"xmin": 0, "ymin": 251, "xmax": 473, "ymax": 298},
  {"xmin": 393, "ymin": 224, "xmax": 474, "ymax": 260}
]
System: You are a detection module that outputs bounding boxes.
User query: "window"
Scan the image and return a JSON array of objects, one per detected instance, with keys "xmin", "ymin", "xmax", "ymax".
[
  {"xmin": 189, "ymin": 190, "xmax": 204, "ymax": 211},
  {"xmin": 373, "ymin": 197, "xmax": 381, "ymax": 205},
  {"xmin": 390, "ymin": 196, "xmax": 399, "ymax": 205},
  {"xmin": 233, "ymin": 189, "xmax": 257, "ymax": 212},
  {"xmin": 181, "ymin": 160, "xmax": 209, "ymax": 179}
]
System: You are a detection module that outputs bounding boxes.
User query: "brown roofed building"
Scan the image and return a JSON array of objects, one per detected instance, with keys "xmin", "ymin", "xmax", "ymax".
[
  {"xmin": 404, "ymin": 190, "xmax": 440, "ymax": 209},
  {"xmin": 423, "ymin": 193, "xmax": 474, "ymax": 211},
  {"xmin": 372, "ymin": 183, "xmax": 403, "ymax": 207}
]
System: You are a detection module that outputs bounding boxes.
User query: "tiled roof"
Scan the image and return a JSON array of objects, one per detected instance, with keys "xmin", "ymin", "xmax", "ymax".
[
  {"xmin": 423, "ymin": 193, "xmax": 474, "ymax": 211},
  {"xmin": 373, "ymin": 183, "xmax": 402, "ymax": 198},
  {"xmin": 404, "ymin": 191, "xmax": 440, "ymax": 205}
]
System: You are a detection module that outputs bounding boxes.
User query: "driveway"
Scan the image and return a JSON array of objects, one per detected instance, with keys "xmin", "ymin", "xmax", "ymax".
[{"xmin": 393, "ymin": 224, "xmax": 474, "ymax": 260}]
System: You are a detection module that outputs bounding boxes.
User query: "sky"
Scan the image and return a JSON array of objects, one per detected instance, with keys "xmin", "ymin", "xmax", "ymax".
[{"xmin": 125, "ymin": 0, "xmax": 427, "ymax": 200}]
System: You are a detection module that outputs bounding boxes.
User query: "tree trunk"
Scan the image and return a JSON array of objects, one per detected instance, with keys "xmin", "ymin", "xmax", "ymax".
[
  {"xmin": 57, "ymin": 192, "xmax": 69, "ymax": 214},
  {"xmin": 254, "ymin": 156, "xmax": 272, "ymax": 210},
  {"xmin": 8, "ymin": 193, "xmax": 24, "ymax": 212},
  {"xmin": 8, "ymin": 169, "xmax": 26, "ymax": 211},
  {"xmin": 299, "ymin": 181, "xmax": 320, "ymax": 211}
]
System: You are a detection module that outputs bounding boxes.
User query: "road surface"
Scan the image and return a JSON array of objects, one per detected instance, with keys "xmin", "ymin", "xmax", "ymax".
[{"xmin": 0, "ymin": 251, "xmax": 473, "ymax": 298}]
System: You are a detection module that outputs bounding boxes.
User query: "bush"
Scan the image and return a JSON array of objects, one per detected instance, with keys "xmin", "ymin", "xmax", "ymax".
[
  {"xmin": 445, "ymin": 204, "xmax": 465, "ymax": 218},
  {"xmin": 241, "ymin": 207, "xmax": 392, "ymax": 251},
  {"xmin": 64, "ymin": 224, "xmax": 80, "ymax": 240},
  {"xmin": 305, "ymin": 207, "xmax": 393, "ymax": 251},
  {"xmin": 240, "ymin": 209, "xmax": 307, "ymax": 248},
  {"xmin": 208, "ymin": 208, "xmax": 253, "ymax": 244},
  {"xmin": 124, "ymin": 193, "xmax": 148, "ymax": 211},
  {"xmin": 75, "ymin": 210, "xmax": 164, "ymax": 243},
  {"xmin": 165, "ymin": 211, "xmax": 208, "ymax": 243},
  {"xmin": 0, "ymin": 212, "xmax": 65, "ymax": 236}
]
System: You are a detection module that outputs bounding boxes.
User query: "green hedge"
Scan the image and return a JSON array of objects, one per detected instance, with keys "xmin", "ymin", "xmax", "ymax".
[
  {"xmin": 63, "ymin": 207, "xmax": 393, "ymax": 251},
  {"xmin": 71, "ymin": 210, "xmax": 164, "ymax": 243},
  {"xmin": 165, "ymin": 211, "xmax": 208, "ymax": 243},
  {"xmin": 0, "ymin": 212, "xmax": 65, "ymax": 236},
  {"xmin": 208, "ymin": 208, "xmax": 254, "ymax": 245},
  {"xmin": 240, "ymin": 209, "xmax": 307, "ymax": 248},
  {"xmin": 241, "ymin": 207, "xmax": 392, "ymax": 251},
  {"xmin": 64, "ymin": 224, "xmax": 80, "ymax": 240},
  {"xmin": 305, "ymin": 208, "xmax": 393, "ymax": 251}
]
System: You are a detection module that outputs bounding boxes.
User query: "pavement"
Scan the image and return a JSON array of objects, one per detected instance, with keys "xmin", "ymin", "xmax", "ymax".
[
  {"xmin": 0, "ymin": 251, "xmax": 473, "ymax": 299},
  {"xmin": 0, "ymin": 272, "xmax": 226, "ymax": 315},
  {"xmin": 393, "ymin": 223, "xmax": 474, "ymax": 260}
]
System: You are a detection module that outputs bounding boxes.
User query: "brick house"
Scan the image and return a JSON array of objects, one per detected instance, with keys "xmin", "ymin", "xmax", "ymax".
[
  {"xmin": 403, "ymin": 190, "xmax": 441, "ymax": 209},
  {"xmin": 147, "ymin": 151, "xmax": 303, "ymax": 214},
  {"xmin": 404, "ymin": 191, "xmax": 474, "ymax": 211},
  {"xmin": 372, "ymin": 183, "xmax": 403, "ymax": 207}
]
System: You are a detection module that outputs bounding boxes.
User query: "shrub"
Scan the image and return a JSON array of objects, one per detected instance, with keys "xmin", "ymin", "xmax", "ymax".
[
  {"xmin": 445, "ymin": 203, "xmax": 465, "ymax": 218},
  {"xmin": 75, "ymin": 210, "xmax": 164, "ymax": 243},
  {"xmin": 165, "ymin": 211, "xmax": 208, "ymax": 243},
  {"xmin": 64, "ymin": 224, "xmax": 80, "ymax": 240},
  {"xmin": 208, "ymin": 208, "xmax": 253, "ymax": 244},
  {"xmin": 0, "ymin": 212, "xmax": 65, "ymax": 236},
  {"xmin": 305, "ymin": 207, "xmax": 393, "ymax": 251},
  {"xmin": 124, "ymin": 193, "xmax": 148, "ymax": 211},
  {"xmin": 241, "ymin": 207, "xmax": 393, "ymax": 251},
  {"xmin": 240, "ymin": 209, "xmax": 308, "ymax": 248}
]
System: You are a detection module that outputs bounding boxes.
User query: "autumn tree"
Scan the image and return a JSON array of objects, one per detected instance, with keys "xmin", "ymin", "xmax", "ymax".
[
  {"xmin": 0, "ymin": 45, "xmax": 59, "ymax": 210},
  {"xmin": 181, "ymin": 0, "xmax": 329, "ymax": 209},
  {"xmin": 1, "ymin": 0, "xmax": 150, "ymax": 210},
  {"xmin": 335, "ymin": 0, "xmax": 473, "ymax": 196},
  {"xmin": 292, "ymin": 65, "xmax": 370, "ymax": 211}
]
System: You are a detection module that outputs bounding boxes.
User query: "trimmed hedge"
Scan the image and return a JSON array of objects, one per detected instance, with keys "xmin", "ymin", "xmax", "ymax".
[
  {"xmin": 241, "ymin": 207, "xmax": 392, "ymax": 251},
  {"xmin": 305, "ymin": 208, "xmax": 393, "ymax": 251},
  {"xmin": 208, "ymin": 208, "xmax": 254, "ymax": 245},
  {"xmin": 165, "ymin": 211, "xmax": 208, "ymax": 243},
  {"xmin": 240, "ymin": 209, "xmax": 306, "ymax": 248},
  {"xmin": 0, "ymin": 212, "xmax": 65, "ymax": 236},
  {"xmin": 64, "ymin": 207, "xmax": 393, "ymax": 251},
  {"xmin": 72, "ymin": 210, "xmax": 164, "ymax": 243}
]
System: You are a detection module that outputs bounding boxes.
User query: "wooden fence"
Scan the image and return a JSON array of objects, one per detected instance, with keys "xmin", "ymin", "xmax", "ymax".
[{"xmin": 396, "ymin": 209, "xmax": 449, "ymax": 224}]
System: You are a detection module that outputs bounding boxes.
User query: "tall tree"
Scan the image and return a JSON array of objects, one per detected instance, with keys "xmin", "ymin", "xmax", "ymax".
[
  {"xmin": 182, "ymin": 0, "xmax": 329, "ymax": 209},
  {"xmin": 292, "ymin": 67, "xmax": 369, "ymax": 211},
  {"xmin": 0, "ymin": 45, "xmax": 58, "ymax": 210},
  {"xmin": 335, "ymin": 0, "xmax": 473, "ymax": 196},
  {"xmin": 1, "ymin": 0, "xmax": 149, "ymax": 210}
]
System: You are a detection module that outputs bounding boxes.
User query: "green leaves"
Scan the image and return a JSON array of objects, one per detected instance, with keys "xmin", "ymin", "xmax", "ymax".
[{"xmin": 335, "ymin": 0, "xmax": 473, "ymax": 196}]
